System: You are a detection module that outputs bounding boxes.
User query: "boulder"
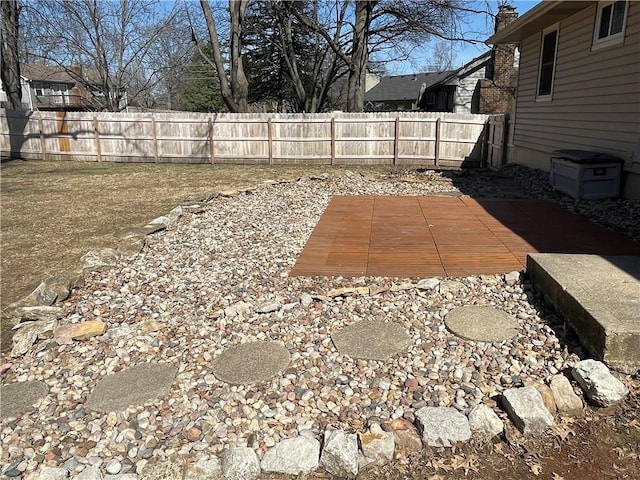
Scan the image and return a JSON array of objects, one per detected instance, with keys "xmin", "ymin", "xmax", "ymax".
[
  {"xmin": 359, "ymin": 424, "xmax": 395, "ymax": 466},
  {"xmin": 139, "ymin": 461, "xmax": 184, "ymax": 480},
  {"xmin": 11, "ymin": 319, "xmax": 57, "ymax": 357},
  {"xmin": 260, "ymin": 432, "xmax": 320, "ymax": 475},
  {"xmin": 36, "ymin": 468, "xmax": 68, "ymax": 480},
  {"xmin": 81, "ymin": 249, "xmax": 118, "ymax": 273},
  {"xmin": 549, "ymin": 375, "xmax": 583, "ymax": 415},
  {"xmin": 414, "ymin": 407, "xmax": 471, "ymax": 447},
  {"xmin": 184, "ymin": 458, "xmax": 222, "ymax": 480},
  {"xmin": 220, "ymin": 447, "xmax": 260, "ymax": 480},
  {"xmin": 319, "ymin": 429, "xmax": 358, "ymax": 478},
  {"xmin": 502, "ymin": 387, "xmax": 554, "ymax": 435},
  {"xmin": 572, "ymin": 359, "xmax": 628, "ymax": 407},
  {"xmin": 467, "ymin": 404, "xmax": 504, "ymax": 438}
]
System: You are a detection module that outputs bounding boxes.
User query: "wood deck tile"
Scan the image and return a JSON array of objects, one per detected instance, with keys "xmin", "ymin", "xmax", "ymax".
[{"xmin": 289, "ymin": 196, "xmax": 640, "ymax": 278}]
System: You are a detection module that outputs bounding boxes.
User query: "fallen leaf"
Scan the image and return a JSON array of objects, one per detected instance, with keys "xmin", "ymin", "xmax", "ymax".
[
  {"xmin": 551, "ymin": 473, "xmax": 565, "ymax": 480},
  {"xmin": 529, "ymin": 463, "xmax": 543, "ymax": 476}
]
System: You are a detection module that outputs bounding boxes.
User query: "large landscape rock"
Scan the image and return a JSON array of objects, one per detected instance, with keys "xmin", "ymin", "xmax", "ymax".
[
  {"xmin": 415, "ymin": 407, "xmax": 471, "ymax": 447},
  {"xmin": 139, "ymin": 461, "xmax": 184, "ymax": 480},
  {"xmin": 549, "ymin": 375, "xmax": 584, "ymax": 415},
  {"xmin": 11, "ymin": 319, "xmax": 57, "ymax": 357},
  {"xmin": 220, "ymin": 447, "xmax": 260, "ymax": 480},
  {"xmin": 572, "ymin": 359, "xmax": 628, "ymax": 407},
  {"xmin": 81, "ymin": 249, "xmax": 118, "ymax": 273},
  {"xmin": 359, "ymin": 423, "xmax": 395, "ymax": 466},
  {"xmin": 467, "ymin": 404, "xmax": 504, "ymax": 438},
  {"xmin": 319, "ymin": 429, "xmax": 359, "ymax": 478},
  {"xmin": 502, "ymin": 387, "xmax": 554, "ymax": 435},
  {"xmin": 184, "ymin": 458, "xmax": 222, "ymax": 480},
  {"xmin": 260, "ymin": 432, "xmax": 320, "ymax": 475},
  {"xmin": 36, "ymin": 467, "xmax": 68, "ymax": 480}
]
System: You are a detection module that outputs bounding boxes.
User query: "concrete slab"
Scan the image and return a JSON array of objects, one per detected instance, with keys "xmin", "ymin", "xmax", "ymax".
[
  {"xmin": 212, "ymin": 341, "xmax": 290, "ymax": 385},
  {"xmin": 527, "ymin": 254, "xmax": 640, "ymax": 374},
  {"xmin": 444, "ymin": 306, "xmax": 519, "ymax": 342},
  {"xmin": 331, "ymin": 320, "xmax": 412, "ymax": 361},
  {"xmin": 0, "ymin": 380, "xmax": 49, "ymax": 419},
  {"xmin": 86, "ymin": 363, "xmax": 178, "ymax": 413}
]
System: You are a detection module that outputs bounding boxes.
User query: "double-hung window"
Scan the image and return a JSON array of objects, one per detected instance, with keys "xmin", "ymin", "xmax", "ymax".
[
  {"xmin": 537, "ymin": 24, "xmax": 559, "ymax": 100},
  {"xmin": 594, "ymin": 1, "xmax": 628, "ymax": 47}
]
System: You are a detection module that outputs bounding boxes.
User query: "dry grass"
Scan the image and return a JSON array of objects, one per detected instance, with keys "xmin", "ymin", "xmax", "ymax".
[{"xmin": 0, "ymin": 160, "xmax": 391, "ymax": 311}]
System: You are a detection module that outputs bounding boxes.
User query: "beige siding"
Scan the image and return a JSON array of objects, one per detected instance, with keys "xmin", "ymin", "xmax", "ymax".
[{"xmin": 511, "ymin": 1, "xmax": 640, "ymax": 169}]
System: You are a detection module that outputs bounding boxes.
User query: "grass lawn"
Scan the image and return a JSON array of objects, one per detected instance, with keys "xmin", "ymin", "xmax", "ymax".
[{"xmin": 0, "ymin": 160, "xmax": 393, "ymax": 312}]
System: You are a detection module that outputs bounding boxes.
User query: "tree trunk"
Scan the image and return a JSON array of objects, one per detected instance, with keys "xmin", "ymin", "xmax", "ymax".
[
  {"xmin": 346, "ymin": 0, "xmax": 375, "ymax": 112},
  {"xmin": 1, "ymin": 0, "xmax": 23, "ymax": 110},
  {"xmin": 199, "ymin": 0, "xmax": 249, "ymax": 113}
]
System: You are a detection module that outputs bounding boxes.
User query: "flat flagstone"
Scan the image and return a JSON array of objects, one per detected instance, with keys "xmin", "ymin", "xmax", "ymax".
[
  {"xmin": 331, "ymin": 320, "xmax": 411, "ymax": 361},
  {"xmin": 86, "ymin": 363, "xmax": 177, "ymax": 413},
  {"xmin": 212, "ymin": 341, "xmax": 290, "ymax": 385},
  {"xmin": 0, "ymin": 380, "xmax": 49, "ymax": 419},
  {"xmin": 444, "ymin": 306, "xmax": 519, "ymax": 342}
]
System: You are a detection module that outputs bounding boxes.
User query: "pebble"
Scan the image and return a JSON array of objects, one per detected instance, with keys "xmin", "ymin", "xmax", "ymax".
[{"xmin": 2, "ymin": 167, "xmax": 619, "ymax": 473}]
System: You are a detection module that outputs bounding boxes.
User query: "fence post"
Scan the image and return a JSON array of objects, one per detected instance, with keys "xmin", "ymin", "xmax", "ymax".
[
  {"xmin": 330, "ymin": 116, "xmax": 336, "ymax": 165},
  {"xmin": 208, "ymin": 117, "xmax": 215, "ymax": 164},
  {"xmin": 93, "ymin": 116, "xmax": 102, "ymax": 162},
  {"xmin": 38, "ymin": 112, "xmax": 47, "ymax": 161},
  {"xmin": 151, "ymin": 116, "xmax": 159, "ymax": 163},
  {"xmin": 268, "ymin": 117, "xmax": 273, "ymax": 165},
  {"xmin": 393, "ymin": 116, "xmax": 400, "ymax": 166},
  {"xmin": 434, "ymin": 118, "xmax": 441, "ymax": 167}
]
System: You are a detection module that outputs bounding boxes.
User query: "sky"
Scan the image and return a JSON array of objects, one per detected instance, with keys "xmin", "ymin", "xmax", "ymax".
[{"xmin": 386, "ymin": 0, "xmax": 539, "ymax": 75}]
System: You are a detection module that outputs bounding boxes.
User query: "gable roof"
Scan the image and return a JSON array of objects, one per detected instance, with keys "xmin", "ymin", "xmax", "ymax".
[
  {"xmin": 422, "ymin": 51, "xmax": 492, "ymax": 93},
  {"xmin": 364, "ymin": 71, "xmax": 455, "ymax": 103},
  {"xmin": 21, "ymin": 64, "xmax": 101, "ymax": 85},
  {"xmin": 365, "ymin": 50, "xmax": 492, "ymax": 104},
  {"xmin": 487, "ymin": 1, "xmax": 591, "ymax": 44}
]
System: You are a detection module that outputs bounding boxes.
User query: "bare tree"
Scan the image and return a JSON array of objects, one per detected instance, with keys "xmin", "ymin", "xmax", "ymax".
[
  {"xmin": 196, "ymin": 0, "xmax": 249, "ymax": 113},
  {"xmin": 295, "ymin": 0, "xmax": 490, "ymax": 112},
  {"xmin": 267, "ymin": 0, "xmax": 347, "ymax": 112},
  {"xmin": 21, "ymin": 0, "xmax": 179, "ymax": 111},
  {"xmin": 1, "ymin": 0, "xmax": 22, "ymax": 109}
]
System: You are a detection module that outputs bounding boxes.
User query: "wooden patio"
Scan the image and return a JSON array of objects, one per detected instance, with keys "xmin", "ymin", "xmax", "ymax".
[{"xmin": 289, "ymin": 196, "xmax": 640, "ymax": 278}]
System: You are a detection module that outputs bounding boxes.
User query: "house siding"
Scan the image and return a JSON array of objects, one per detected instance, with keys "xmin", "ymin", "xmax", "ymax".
[
  {"xmin": 511, "ymin": 1, "xmax": 640, "ymax": 176},
  {"xmin": 453, "ymin": 65, "xmax": 487, "ymax": 114}
]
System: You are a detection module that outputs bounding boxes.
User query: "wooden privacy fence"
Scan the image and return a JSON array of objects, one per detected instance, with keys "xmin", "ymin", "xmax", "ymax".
[{"xmin": 0, "ymin": 110, "xmax": 499, "ymax": 167}]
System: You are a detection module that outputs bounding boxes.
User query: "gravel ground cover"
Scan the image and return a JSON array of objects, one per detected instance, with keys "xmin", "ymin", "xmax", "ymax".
[{"xmin": 1, "ymin": 165, "xmax": 638, "ymax": 478}]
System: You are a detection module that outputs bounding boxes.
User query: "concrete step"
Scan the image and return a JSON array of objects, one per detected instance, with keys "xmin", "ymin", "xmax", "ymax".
[{"xmin": 527, "ymin": 253, "xmax": 640, "ymax": 374}]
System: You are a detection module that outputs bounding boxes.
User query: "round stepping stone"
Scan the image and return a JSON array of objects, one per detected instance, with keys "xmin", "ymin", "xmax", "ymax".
[
  {"xmin": 212, "ymin": 341, "xmax": 290, "ymax": 385},
  {"xmin": 86, "ymin": 363, "xmax": 177, "ymax": 413},
  {"xmin": 444, "ymin": 306, "xmax": 518, "ymax": 342},
  {"xmin": 0, "ymin": 380, "xmax": 49, "ymax": 419},
  {"xmin": 331, "ymin": 320, "xmax": 411, "ymax": 361}
]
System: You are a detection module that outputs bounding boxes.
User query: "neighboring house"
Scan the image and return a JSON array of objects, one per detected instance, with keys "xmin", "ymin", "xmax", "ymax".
[
  {"xmin": 487, "ymin": 0, "xmax": 640, "ymax": 199},
  {"xmin": 0, "ymin": 63, "xmax": 127, "ymax": 111},
  {"xmin": 365, "ymin": 5, "xmax": 519, "ymax": 114},
  {"xmin": 364, "ymin": 71, "xmax": 453, "ymax": 111}
]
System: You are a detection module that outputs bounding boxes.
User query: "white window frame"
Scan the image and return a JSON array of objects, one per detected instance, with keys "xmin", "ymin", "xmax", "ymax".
[
  {"xmin": 536, "ymin": 23, "xmax": 559, "ymax": 102},
  {"xmin": 33, "ymin": 81, "xmax": 44, "ymax": 97},
  {"xmin": 592, "ymin": 1, "xmax": 629, "ymax": 49}
]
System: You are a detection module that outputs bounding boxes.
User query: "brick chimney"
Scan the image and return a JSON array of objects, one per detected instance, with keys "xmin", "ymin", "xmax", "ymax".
[
  {"xmin": 493, "ymin": 5, "xmax": 518, "ymax": 87},
  {"xmin": 70, "ymin": 62, "xmax": 83, "ymax": 80},
  {"xmin": 478, "ymin": 5, "xmax": 519, "ymax": 114}
]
